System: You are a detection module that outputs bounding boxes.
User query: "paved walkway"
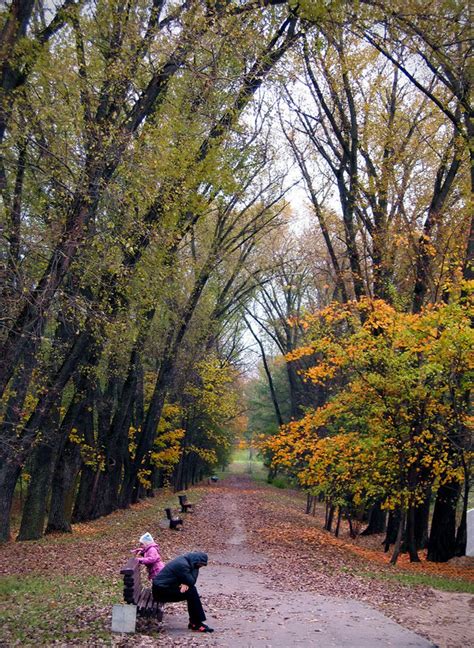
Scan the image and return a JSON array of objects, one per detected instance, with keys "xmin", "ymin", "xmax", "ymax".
[{"xmin": 159, "ymin": 487, "xmax": 434, "ymax": 647}]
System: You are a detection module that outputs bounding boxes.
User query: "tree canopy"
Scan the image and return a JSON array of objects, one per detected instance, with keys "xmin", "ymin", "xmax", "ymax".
[{"xmin": 0, "ymin": 1, "xmax": 471, "ymax": 562}]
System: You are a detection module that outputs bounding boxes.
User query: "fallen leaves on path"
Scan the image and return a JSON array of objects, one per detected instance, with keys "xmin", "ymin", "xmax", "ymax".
[{"xmin": 0, "ymin": 474, "xmax": 472, "ymax": 648}]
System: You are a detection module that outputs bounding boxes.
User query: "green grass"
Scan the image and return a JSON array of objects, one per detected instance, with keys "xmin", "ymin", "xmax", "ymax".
[
  {"xmin": 270, "ymin": 475, "xmax": 295, "ymax": 489},
  {"xmin": 0, "ymin": 573, "xmax": 116, "ymax": 644},
  {"xmin": 230, "ymin": 448, "xmax": 257, "ymax": 462},
  {"xmin": 227, "ymin": 449, "xmax": 268, "ymax": 480},
  {"xmin": 358, "ymin": 569, "xmax": 474, "ymax": 594}
]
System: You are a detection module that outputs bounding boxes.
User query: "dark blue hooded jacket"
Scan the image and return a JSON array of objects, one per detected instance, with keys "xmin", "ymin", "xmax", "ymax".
[{"xmin": 152, "ymin": 552, "xmax": 208, "ymax": 589}]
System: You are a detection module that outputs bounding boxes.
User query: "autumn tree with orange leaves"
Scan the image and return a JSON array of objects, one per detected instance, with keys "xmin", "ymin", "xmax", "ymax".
[{"xmin": 260, "ymin": 293, "xmax": 473, "ymax": 563}]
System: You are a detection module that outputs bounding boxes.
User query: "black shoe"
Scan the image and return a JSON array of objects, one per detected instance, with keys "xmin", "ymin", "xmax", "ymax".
[{"xmin": 189, "ymin": 623, "xmax": 214, "ymax": 633}]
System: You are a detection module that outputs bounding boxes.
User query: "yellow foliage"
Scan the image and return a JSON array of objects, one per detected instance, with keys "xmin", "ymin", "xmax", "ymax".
[
  {"xmin": 263, "ymin": 290, "xmax": 473, "ymax": 512},
  {"xmin": 137, "ymin": 469, "xmax": 152, "ymax": 490}
]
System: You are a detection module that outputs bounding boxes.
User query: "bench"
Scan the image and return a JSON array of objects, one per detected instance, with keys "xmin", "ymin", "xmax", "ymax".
[
  {"xmin": 118, "ymin": 557, "xmax": 164, "ymax": 629},
  {"xmin": 178, "ymin": 494, "xmax": 193, "ymax": 513},
  {"xmin": 165, "ymin": 507, "xmax": 183, "ymax": 529}
]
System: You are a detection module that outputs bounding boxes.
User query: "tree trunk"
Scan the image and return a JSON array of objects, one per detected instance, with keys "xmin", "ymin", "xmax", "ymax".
[
  {"xmin": 0, "ymin": 323, "xmax": 42, "ymax": 541},
  {"xmin": 406, "ymin": 505, "xmax": 421, "ymax": 562},
  {"xmin": 120, "ymin": 255, "xmax": 214, "ymax": 506},
  {"xmin": 335, "ymin": 507, "xmax": 342, "ymax": 537},
  {"xmin": 244, "ymin": 316, "xmax": 284, "ymax": 426},
  {"xmin": 46, "ymin": 439, "xmax": 83, "ymax": 534},
  {"xmin": 0, "ymin": 319, "xmax": 42, "ymax": 441},
  {"xmin": 286, "ymin": 360, "xmax": 304, "ymax": 420},
  {"xmin": 414, "ymin": 490, "xmax": 431, "ymax": 550},
  {"xmin": 71, "ymin": 398, "xmax": 97, "ymax": 521},
  {"xmin": 45, "ymin": 386, "xmax": 91, "ymax": 532},
  {"xmin": 17, "ymin": 421, "xmax": 59, "ymax": 540},
  {"xmin": 412, "ymin": 149, "xmax": 461, "ymax": 313},
  {"xmin": 360, "ymin": 501, "xmax": 386, "ymax": 535},
  {"xmin": 0, "ymin": 456, "xmax": 21, "ymax": 542},
  {"xmin": 0, "ymin": 0, "xmax": 35, "ymax": 146},
  {"xmin": 427, "ymin": 480, "xmax": 461, "ymax": 562},
  {"xmin": 119, "ymin": 352, "xmax": 174, "ymax": 507},
  {"xmin": 455, "ymin": 468, "xmax": 469, "ymax": 556},
  {"xmin": 90, "ymin": 467, "xmax": 123, "ymax": 518},
  {"xmin": 325, "ymin": 503, "xmax": 335, "ymax": 532},
  {"xmin": 384, "ymin": 509, "xmax": 401, "ymax": 552},
  {"xmin": 267, "ymin": 465, "xmax": 277, "ymax": 482},
  {"xmin": 86, "ymin": 382, "xmax": 135, "ymax": 519},
  {"xmin": 9, "ymin": 329, "xmax": 93, "ymax": 476},
  {"xmin": 72, "ymin": 465, "xmax": 97, "ymax": 522},
  {"xmin": 390, "ymin": 510, "xmax": 407, "ymax": 565},
  {"xmin": 347, "ymin": 514, "xmax": 357, "ymax": 539}
]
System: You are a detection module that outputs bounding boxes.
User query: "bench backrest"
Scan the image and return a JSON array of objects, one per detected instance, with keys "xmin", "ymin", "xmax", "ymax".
[
  {"xmin": 120, "ymin": 557, "xmax": 142, "ymax": 604},
  {"xmin": 178, "ymin": 495, "xmax": 187, "ymax": 505}
]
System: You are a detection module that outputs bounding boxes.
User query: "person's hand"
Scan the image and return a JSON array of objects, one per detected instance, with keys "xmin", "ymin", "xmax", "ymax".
[{"xmin": 179, "ymin": 584, "xmax": 189, "ymax": 593}]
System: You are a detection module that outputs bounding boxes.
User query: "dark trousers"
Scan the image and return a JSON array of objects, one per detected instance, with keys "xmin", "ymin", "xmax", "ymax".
[{"xmin": 152, "ymin": 584, "xmax": 206, "ymax": 625}]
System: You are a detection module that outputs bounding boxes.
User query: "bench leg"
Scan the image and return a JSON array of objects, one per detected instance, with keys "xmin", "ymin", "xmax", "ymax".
[{"xmin": 157, "ymin": 603, "xmax": 165, "ymax": 623}]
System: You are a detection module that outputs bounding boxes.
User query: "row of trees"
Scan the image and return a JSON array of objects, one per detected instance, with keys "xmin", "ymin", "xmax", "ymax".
[
  {"xmin": 0, "ymin": 0, "xmax": 304, "ymax": 541},
  {"xmin": 245, "ymin": 1, "xmax": 472, "ymax": 562},
  {"xmin": 258, "ymin": 296, "xmax": 472, "ymax": 563},
  {"xmin": 0, "ymin": 1, "xmax": 471, "ymax": 557}
]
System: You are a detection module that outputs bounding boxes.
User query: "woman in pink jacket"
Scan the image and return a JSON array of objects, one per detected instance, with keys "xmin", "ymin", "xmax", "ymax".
[{"xmin": 132, "ymin": 532, "xmax": 165, "ymax": 580}]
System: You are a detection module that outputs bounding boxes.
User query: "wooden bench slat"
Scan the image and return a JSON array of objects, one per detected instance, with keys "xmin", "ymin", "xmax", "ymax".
[
  {"xmin": 120, "ymin": 558, "xmax": 164, "ymax": 623},
  {"xmin": 144, "ymin": 589, "xmax": 155, "ymax": 616},
  {"xmin": 137, "ymin": 587, "xmax": 149, "ymax": 611},
  {"xmin": 120, "ymin": 556, "xmax": 139, "ymax": 575}
]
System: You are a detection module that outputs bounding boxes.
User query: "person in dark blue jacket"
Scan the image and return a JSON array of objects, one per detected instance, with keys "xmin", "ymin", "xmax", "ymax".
[{"xmin": 152, "ymin": 551, "xmax": 213, "ymax": 633}]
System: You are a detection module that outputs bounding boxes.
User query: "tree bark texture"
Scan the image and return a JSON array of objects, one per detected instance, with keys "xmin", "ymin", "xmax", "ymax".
[
  {"xmin": 360, "ymin": 501, "xmax": 386, "ymax": 535},
  {"xmin": 427, "ymin": 480, "xmax": 460, "ymax": 562},
  {"xmin": 46, "ymin": 439, "xmax": 83, "ymax": 534},
  {"xmin": 17, "ymin": 407, "xmax": 60, "ymax": 541}
]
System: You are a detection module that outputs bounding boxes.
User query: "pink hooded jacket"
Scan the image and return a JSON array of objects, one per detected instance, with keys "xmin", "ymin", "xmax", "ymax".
[{"xmin": 138, "ymin": 543, "xmax": 165, "ymax": 580}]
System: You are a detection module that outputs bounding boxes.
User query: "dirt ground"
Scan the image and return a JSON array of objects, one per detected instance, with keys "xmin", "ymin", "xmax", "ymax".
[
  {"xmin": 1, "ymin": 473, "xmax": 473, "ymax": 647},
  {"xmin": 124, "ymin": 474, "xmax": 473, "ymax": 647}
]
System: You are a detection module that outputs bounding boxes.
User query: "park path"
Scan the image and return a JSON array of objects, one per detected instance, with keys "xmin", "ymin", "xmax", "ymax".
[{"xmin": 147, "ymin": 474, "xmax": 434, "ymax": 648}]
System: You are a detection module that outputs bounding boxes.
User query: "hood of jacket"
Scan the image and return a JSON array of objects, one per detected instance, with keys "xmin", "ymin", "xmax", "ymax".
[
  {"xmin": 185, "ymin": 551, "xmax": 208, "ymax": 567},
  {"xmin": 143, "ymin": 542, "xmax": 159, "ymax": 552}
]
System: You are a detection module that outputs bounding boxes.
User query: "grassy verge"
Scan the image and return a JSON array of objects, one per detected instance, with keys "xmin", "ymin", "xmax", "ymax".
[
  {"xmin": 357, "ymin": 569, "xmax": 474, "ymax": 594},
  {"xmin": 0, "ymin": 485, "xmax": 206, "ymax": 645},
  {"xmin": 227, "ymin": 449, "xmax": 268, "ymax": 480},
  {"xmin": 0, "ymin": 573, "xmax": 115, "ymax": 645}
]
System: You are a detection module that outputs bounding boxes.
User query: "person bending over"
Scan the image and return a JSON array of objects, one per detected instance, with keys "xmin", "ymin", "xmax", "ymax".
[{"xmin": 152, "ymin": 551, "xmax": 213, "ymax": 633}]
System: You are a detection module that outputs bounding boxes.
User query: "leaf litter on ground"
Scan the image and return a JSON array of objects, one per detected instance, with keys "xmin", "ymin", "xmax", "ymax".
[{"xmin": 0, "ymin": 474, "xmax": 472, "ymax": 647}]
